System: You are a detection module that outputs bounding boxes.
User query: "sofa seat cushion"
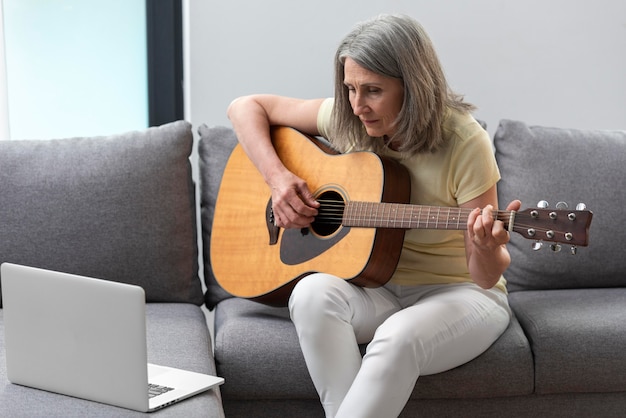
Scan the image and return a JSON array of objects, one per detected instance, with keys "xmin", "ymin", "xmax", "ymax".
[
  {"xmin": 215, "ymin": 297, "xmax": 533, "ymax": 401},
  {"xmin": 0, "ymin": 121, "xmax": 203, "ymax": 306},
  {"xmin": 0, "ymin": 304, "xmax": 223, "ymax": 417},
  {"xmin": 509, "ymin": 288, "xmax": 626, "ymax": 395},
  {"xmin": 214, "ymin": 298, "xmax": 315, "ymax": 400}
]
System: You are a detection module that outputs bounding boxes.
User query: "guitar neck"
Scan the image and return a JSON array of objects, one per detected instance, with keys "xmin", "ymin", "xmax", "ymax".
[{"xmin": 341, "ymin": 201, "xmax": 509, "ymax": 230}]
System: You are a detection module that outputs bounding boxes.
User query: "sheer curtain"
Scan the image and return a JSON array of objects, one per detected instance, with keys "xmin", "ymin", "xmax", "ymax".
[{"xmin": 2, "ymin": 0, "xmax": 148, "ymax": 140}]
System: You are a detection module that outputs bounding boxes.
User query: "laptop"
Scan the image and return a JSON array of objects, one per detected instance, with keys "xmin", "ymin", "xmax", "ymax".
[{"xmin": 1, "ymin": 263, "xmax": 224, "ymax": 412}]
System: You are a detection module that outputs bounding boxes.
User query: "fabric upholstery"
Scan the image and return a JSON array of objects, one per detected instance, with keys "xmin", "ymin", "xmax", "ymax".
[
  {"xmin": 197, "ymin": 125, "xmax": 239, "ymax": 309},
  {"xmin": 0, "ymin": 121, "xmax": 203, "ymax": 306},
  {"xmin": 214, "ymin": 297, "xmax": 533, "ymax": 401},
  {"xmin": 223, "ymin": 394, "xmax": 626, "ymax": 418},
  {"xmin": 494, "ymin": 119, "xmax": 626, "ymax": 291},
  {"xmin": 509, "ymin": 288, "xmax": 626, "ymax": 395}
]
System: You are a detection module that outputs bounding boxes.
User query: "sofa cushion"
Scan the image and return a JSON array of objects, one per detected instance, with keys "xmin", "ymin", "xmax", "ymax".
[
  {"xmin": 0, "ymin": 304, "xmax": 223, "ymax": 417},
  {"xmin": 197, "ymin": 125, "xmax": 239, "ymax": 309},
  {"xmin": 509, "ymin": 288, "xmax": 626, "ymax": 395},
  {"xmin": 494, "ymin": 119, "xmax": 626, "ymax": 291},
  {"xmin": 0, "ymin": 121, "xmax": 203, "ymax": 306},
  {"xmin": 214, "ymin": 297, "xmax": 533, "ymax": 401}
]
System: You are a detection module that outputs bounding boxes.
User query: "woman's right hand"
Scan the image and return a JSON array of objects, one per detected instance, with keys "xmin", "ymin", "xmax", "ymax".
[
  {"xmin": 268, "ymin": 169, "xmax": 319, "ymax": 229},
  {"xmin": 227, "ymin": 95, "xmax": 325, "ymax": 228}
]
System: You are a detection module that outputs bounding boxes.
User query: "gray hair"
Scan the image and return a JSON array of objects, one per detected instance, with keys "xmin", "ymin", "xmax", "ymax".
[{"xmin": 331, "ymin": 14, "xmax": 474, "ymax": 155}]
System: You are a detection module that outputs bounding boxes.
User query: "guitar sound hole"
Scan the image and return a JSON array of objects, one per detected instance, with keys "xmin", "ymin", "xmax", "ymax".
[{"xmin": 312, "ymin": 190, "xmax": 345, "ymax": 237}]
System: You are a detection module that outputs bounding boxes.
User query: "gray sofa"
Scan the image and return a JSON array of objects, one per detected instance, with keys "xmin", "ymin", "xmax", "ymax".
[
  {"xmin": 198, "ymin": 120, "xmax": 626, "ymax": 417},
  {"xmin": 0, "ymin": 122, "xmax": 224, "ymax": 417},
  {"xmin": 2, "ymin": 118, "xmax": 624, "ymax": 417}
]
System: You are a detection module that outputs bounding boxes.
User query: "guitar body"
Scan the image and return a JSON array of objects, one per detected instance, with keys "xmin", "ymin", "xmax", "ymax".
[{"xmin": 210, "ymin": 126, "xmax": 411, "ymax": 306}]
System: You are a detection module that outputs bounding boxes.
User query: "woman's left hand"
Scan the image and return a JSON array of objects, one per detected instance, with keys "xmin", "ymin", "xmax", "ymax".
[
  {"xmin": 462, "ymin": 186, "xmax": 521, "ymax": 289},
  {"xmin": 467, "ymin": 200, "xmax": 521, "ymax": 250}
]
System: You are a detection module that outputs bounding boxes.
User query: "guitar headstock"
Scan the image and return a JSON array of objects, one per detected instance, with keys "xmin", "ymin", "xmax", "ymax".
[{"xmin": 511, "ymin": 201, "xmax": 593, "ymax": 254}]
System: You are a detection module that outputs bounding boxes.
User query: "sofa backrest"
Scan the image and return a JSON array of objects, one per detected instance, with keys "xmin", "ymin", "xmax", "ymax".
[
  {"xmin": 197, "ymin": 125, "xmax": 239, "ymax": 309},
  {"xmin": 0, "ymin": 121, "xmax": 203, "ymax": 307},
  {"xmin": 494, "ymin": 119, "xmax": 626, "ymax": 291},
  {"xmin": 200, "ymin": 120, "xmax": 626, "ymax": 305}
]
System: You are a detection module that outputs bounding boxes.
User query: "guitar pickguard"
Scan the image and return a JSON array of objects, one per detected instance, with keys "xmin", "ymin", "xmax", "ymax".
[
  {"xmin": 280, "ymin": 226, "xmax": 351, "ymax": 265},
  {"xmin": 269, "ymin": 186, "xmax": 353, "ymax": 265}
]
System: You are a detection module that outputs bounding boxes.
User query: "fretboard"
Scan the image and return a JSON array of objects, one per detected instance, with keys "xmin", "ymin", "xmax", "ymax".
[{"xmin": 342, "ymin": 201, "xmax": 506, "ymax": 230}]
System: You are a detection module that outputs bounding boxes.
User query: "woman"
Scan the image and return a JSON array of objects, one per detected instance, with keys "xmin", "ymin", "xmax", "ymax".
[{"xmin": 228, "ymin": 14, "xmax": 520, "ymax": 418}]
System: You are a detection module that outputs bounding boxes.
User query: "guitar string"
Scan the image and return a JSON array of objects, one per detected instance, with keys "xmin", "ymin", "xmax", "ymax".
[
  {"xmin": 315, "ymin": 199, "xmax": 535, "ymax": 222},
  {"xmin": 312, "ymin": 200, "xmax": 577, "ymax": 235}
]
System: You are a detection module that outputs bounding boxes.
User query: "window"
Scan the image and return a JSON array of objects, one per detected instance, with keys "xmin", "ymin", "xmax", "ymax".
[{"xmin": 1, "ymin": 0, "xmax": 182, "ymax": 140}]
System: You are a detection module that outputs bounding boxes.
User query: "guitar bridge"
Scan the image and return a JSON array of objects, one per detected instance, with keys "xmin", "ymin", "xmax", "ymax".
[{"xmin": 266, "ymin": 199, "xmax": 280, "ymax": 245}]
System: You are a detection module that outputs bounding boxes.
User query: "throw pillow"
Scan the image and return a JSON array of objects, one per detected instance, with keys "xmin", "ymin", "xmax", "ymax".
[
  {"xmin": 494, "ymin": 119, "xmax": 626, "ymax": 291},
  {"xmin": 0, "ymin": 121, "xmax": 203, "ymax": 306}
]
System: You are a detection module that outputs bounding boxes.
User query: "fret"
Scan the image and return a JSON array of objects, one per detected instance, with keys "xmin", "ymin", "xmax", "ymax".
[
  {"xmin": 358, "ymin": 201, "xmax": 365, "ymax": 226},
  {"xmin": 370, "ymin": 202, "xmax": 377, "ymax": 228},
  {"xmin": 380, "ymin": 203, "xmax": 386, "ymax": 227},
  {"xmin": 415, "ymin": 206, "xmax": 428, "ymax": 228},
  {"xmin": 417, "ymin": 206, "xmax": 424, "ymax": 229},
  {"xmin": 407, "ymin": 205, "xmax": 414, "ymax": 229},
  {"xmin": 400, "ymin": 204, "xmax": 408, "ymax": 228},
  {"xmin": 362, "ymin": 202, "xmax": 366, "ymax": 226}
]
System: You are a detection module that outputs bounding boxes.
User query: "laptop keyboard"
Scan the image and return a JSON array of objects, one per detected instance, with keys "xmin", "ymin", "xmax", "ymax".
[{"xmin": 148, "ymin": 383, "xmax": 175, "ymax": 398}]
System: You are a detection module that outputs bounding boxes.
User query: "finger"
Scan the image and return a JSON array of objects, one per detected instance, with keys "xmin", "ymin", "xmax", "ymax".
[
  {"xmin": 290, "ymin": 196, "xmax": 319, "ymax": 218},
  {"xmin": 491, "ymin": 221, "xmax": 510, "ymax": 244},
  {"xmin": 297, "ymin": 186, "xmax": 320, "ymax": 209},
  {"xmin": 274, "ymin": 200, "xmax": 315, "ymax": 229},
  {"xmin": 473, "ymin": 211, "xmax": 486, "ymax": 239},
  {"xmin": 481, "ymin": 204, "xmax": 495, "ymax": 232},
  {"xmin": 467, "ymin": 207, "xmax": 480, "ymax": 237},
  {"xmin": 506, "ymin": 199, "xmax": 522, "ymax": 211}
]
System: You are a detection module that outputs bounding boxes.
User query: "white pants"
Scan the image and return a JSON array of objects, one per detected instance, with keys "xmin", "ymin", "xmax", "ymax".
[{"xmin": 288, "ymin": 274, "xmax": 511, "ymax": 418}]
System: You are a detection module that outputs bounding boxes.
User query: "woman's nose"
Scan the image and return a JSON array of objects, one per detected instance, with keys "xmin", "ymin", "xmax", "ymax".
[{"xmin": 352, "ymin": 93, "xmax": 368, "ymax": 115}]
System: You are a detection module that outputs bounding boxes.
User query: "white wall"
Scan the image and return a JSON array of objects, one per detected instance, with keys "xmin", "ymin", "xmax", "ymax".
[{"xmin": 185, "ymin": 0, "xmax": 626, "ymax": 136}]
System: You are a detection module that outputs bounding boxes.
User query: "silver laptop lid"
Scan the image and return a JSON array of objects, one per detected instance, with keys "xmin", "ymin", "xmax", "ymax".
[{"xmin": 1, "ymin": 263, "xmax": 150, "ymax": 411}]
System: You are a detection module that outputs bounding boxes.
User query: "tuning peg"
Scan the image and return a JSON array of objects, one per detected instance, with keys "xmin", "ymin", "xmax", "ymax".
[
  {"xmin": 576, "ymin": 203, "xmax": 587, "ymax": 211},
  {"xmin": 550, "ymin": 243, "xmax": 562, "ymax": 252},
  {"xmin": 537, "ymin": 200, "xmax": 549, "ymax": 208},
  {"xmin": 556, "ymin": 201, "xmax": 568, "ymax": 209},
  {"xmin": 532, "ymin": 241, "xmax": 543, "ymax": 251}
]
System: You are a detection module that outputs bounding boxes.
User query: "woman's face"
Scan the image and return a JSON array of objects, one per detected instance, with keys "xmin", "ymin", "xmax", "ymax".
[{"xmin": 343, "ymin": 57, "xmax": 404, "ymax": 138}]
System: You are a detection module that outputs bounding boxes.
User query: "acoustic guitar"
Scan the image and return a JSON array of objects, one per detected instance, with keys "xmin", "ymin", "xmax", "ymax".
[{"xmin": 210, "ymin": 126, "xmax": 593, "ymax": 306}]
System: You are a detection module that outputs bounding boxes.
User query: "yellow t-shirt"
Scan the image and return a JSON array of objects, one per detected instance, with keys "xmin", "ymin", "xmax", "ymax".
[{"xmin": 317, "ymin": 98, "xmax": 507, "ymax": 292}]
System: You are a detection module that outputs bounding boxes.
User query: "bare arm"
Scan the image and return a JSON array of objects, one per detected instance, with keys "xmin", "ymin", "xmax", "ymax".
[
  {"xmin": 227, "ymin": 95, "xmax": 325, "ymax": 228},
  {"xmin": 463, "ymin": 185, "xmax": 522, "ymax": 289}
]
